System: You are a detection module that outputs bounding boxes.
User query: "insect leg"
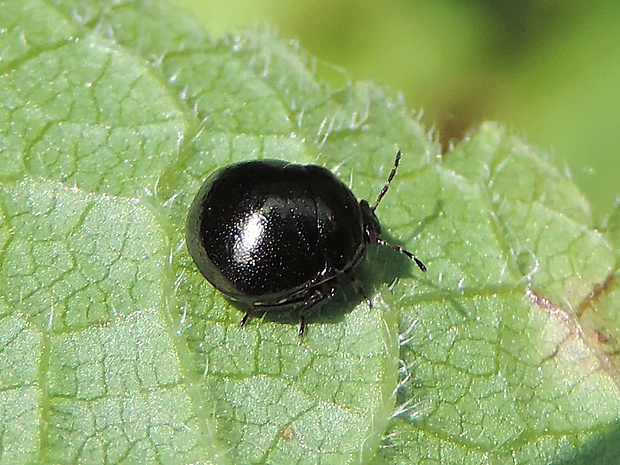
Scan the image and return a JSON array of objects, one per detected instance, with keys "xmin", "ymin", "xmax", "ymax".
[{"xmin": 298, "ymin": 281, "xmax": 339, "ymax": 337}]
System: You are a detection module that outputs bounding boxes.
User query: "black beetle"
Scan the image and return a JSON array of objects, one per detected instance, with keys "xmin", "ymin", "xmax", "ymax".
[{"xmin": 186, "ymin": 151, "xmax": 426, "ymax": 336}]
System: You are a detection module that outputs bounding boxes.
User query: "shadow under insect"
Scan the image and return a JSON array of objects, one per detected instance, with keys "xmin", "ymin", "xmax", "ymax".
[{"xmin": 231, "ymin": 238, "xmax": 423, "ymax": 334}]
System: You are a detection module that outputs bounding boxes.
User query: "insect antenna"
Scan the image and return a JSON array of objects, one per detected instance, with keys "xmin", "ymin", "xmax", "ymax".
[
  {"xmin": 372, "ymin": 150, "xmax": 402, "ymax": 212},
  {"xmin": 376, "ymin": 238, "xmax": 427, "ymax": 272},
  {"xmin": 371, "ymin": 150, "xmax": 427, "ymax": 273}
]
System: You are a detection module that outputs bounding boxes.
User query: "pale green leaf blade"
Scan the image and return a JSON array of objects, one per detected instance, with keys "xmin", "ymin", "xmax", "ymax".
[
  {"xmin": 0, "ymin": 179, "xmax": 222, "ymax": 463},
  {"xmin": 378, "ymin": 124, "xmax": 620, "ymax": 464},
  {"xmin": 1, "ymin": 0, "xmax": 619, "ymax": 464}
]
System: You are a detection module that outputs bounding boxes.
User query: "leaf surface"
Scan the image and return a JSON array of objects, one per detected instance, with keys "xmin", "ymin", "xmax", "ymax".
[{"xmin": 0, "ymin": 1, "xmax": 619, "ymax": 464}]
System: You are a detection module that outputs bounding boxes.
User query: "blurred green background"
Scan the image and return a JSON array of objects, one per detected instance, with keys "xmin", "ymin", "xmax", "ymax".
[{"xmin": 178, "ymin": 0, "xmax": 620, "ymax": 219}]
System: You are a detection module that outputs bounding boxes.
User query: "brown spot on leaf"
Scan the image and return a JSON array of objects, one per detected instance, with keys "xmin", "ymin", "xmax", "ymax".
[
  {"xmin": 527, "ymin": 287, "xmax": 619, "ymax": 386},
  {"xmin": 577, "ymin": 274, "xmax": 620, "ymax": 360},
  {"xmin": 280, "ymin": 426, "xmax": 294, "ymax": 441}
]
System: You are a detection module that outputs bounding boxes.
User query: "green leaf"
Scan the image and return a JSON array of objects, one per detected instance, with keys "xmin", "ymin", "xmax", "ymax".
[{"xmin": 0, "ymin": 1, "xmax": 618, "ymax": 464}]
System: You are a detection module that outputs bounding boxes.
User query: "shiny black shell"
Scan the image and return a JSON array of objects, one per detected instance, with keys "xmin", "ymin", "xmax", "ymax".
[{"xmin": 186, "ymin": 159, "xmax": 374, "ymax": 307}]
